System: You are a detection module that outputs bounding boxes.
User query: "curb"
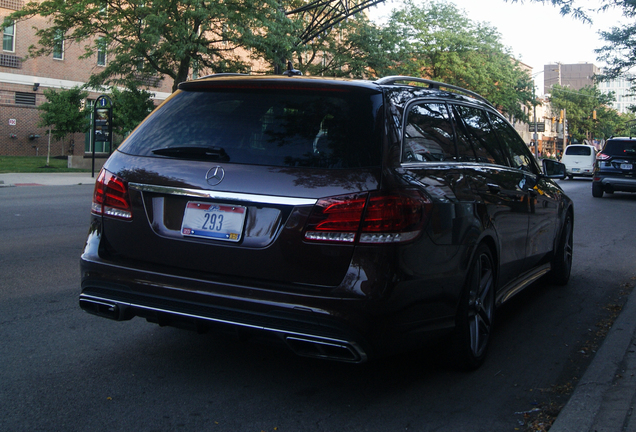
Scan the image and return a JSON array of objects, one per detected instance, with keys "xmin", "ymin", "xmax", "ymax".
[{"xmin": 549, "ymin": 285, "xmax": 636, "ymax": 431}]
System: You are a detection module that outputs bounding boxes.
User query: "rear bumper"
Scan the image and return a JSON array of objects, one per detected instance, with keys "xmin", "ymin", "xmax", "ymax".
[
  {"xmin": 80, "ymin": 246, "xmax": 462, "ymax": 363},
  {"xmin": 595, "ymin": 175, "xmax": 636, "ymax": 193},
  {"xmin": 79, "ymin": 218, "xmax": 463, "ymax": 363},
  {"xmin": 566, "ymin": 168, "xmax": 593, "ymax": 177},
  {"xmin": 80, "ymin": 258, "xmax": 373, "ymax": 362}
]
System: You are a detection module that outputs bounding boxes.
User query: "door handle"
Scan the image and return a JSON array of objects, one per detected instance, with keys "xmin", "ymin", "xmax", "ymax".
[{"xmin": 487, "ymin": 183, "xmax": 501, "ymax": 194}]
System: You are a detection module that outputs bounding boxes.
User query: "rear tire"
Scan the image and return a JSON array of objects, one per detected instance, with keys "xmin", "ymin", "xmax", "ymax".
[
  {"xmin": 547, "ymin": 213, "xmax": 573, "ymax": 286},
  {"xmin": 452, "ymin": 245, "xmax": 495, "ymax": 371},
  {"xmin": 592, "ymin": 182, "xmax": 603, "ymax": 198}
]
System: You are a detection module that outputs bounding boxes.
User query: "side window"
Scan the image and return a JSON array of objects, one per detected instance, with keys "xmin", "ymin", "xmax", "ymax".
[
  {"xmin": 2, "ymin": 21, "xmax": 15, "ymax": 52},
  {"xmin": 488, "ymin": 112, "xmax": 536, "ymax": 173},
  {"xmin": 453, "ymin": 105, "xmax": 506, "ymax": 166},
  {"xmin": 403, "ymin": 103, "xmax": 456, "ymax": 162},
  {"xmin": 449, "ymin": 105, "xmax": 477, "ymax": 162}
]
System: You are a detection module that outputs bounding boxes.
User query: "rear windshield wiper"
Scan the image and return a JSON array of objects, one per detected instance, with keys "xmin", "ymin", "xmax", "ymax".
[{"xmin": 152, "ymin": 146, "xmax": 230, "ymax": 161}]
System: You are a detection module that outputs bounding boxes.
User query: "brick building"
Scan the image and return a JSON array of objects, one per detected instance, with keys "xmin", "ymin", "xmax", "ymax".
[{"xmin": 1, "ymin": 0, "xmax": 171, "ymax": 159}]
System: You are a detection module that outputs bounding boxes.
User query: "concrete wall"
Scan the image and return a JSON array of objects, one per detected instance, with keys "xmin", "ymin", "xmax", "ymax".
[{"xmin": 68, "ymin": 154, "xmax": 108, "ymax": 171}]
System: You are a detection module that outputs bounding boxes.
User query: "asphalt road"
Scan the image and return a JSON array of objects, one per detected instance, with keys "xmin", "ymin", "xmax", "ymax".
[{"xmin": 1, "ymin": 179, "xmax": 634, "ymax": 432}]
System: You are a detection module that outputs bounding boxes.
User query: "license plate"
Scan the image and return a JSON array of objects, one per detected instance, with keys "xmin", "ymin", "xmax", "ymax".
[
  {"xmin": 181, "ymin": 202, "xmax": 246, "ymax": 242},
  {"xmin": 572, "ymin": 168, "xmax": 580, "ymax": 172},
  {"xmin": 620, "ymin": 163, "xmax": 633, "ymax": 170}
]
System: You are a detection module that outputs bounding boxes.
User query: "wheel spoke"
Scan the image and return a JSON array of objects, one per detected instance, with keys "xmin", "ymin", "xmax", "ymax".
[{"xmin": 468, "ymin": 254, "xmax": 494, "ymax": 356}]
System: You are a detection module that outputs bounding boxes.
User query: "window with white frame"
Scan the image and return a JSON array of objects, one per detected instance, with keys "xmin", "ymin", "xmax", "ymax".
[
  {"xmin": 97, "ymin": 38, "xmax": 107, "ymax": 66},
  {"xmin": 53, "ymin": 30, "xmax": 64, "ymax": 59},
  {"xmin": 2, "ymin": 21, "xmax": 15, "ymax": 52}
]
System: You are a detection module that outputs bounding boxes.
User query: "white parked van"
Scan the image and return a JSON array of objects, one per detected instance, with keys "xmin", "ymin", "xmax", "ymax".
[{"xmin": 561, "ymin": 144, "xmax": 597, "ymax": 179}]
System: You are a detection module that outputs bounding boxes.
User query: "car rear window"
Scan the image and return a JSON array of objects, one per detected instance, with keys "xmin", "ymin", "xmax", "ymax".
[
  {"xmin": 564, "ymin": 146, "xmax": 592, "ymax": 156},
  {"xmin": 118, "ymin": 87, "xmax": 383, "ymax": 169},
  {"xmin": 603, "ymin": 140, "xmax": 636, "ymax": 156}
]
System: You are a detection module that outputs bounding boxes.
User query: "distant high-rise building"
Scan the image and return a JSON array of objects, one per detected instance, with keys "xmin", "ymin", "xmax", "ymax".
[
  {"xmin": 598, "ymin": 73, "xmax": 636, "ymax": 114},
  {"xmin": 544, "ymin": 63, "xmax": 599, "ymax": 94}
]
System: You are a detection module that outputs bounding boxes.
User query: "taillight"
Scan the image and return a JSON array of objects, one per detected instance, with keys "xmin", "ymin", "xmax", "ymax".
[
  {"xmin": 91, "ymin": 169, "xmax": 132, "ymax": 220},
  {"xmin": 304, "ymin": 191, "xmax": 431, "ymax": 244},
  {"xmin": 596, "ymin": 152, "xmax": 610, "ymax": 161}
]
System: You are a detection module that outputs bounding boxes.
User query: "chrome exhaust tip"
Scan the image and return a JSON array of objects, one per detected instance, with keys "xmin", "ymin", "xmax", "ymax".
[
  {"xmin": 79, "ymin": 295, "xmax": 122, "ymax": 320},
  {"xmin": 284, "ymin": 336, "xmax": 367, "ymax": 363}
]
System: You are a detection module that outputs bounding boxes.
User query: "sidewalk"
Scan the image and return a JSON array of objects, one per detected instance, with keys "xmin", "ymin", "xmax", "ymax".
[
  {"xmin": 549, "ymin": 283, "xmax": 636, "ymax": 432},
  {"xmin": 0, "ymin": 172, "xmax": 97, "ymax": 187}
]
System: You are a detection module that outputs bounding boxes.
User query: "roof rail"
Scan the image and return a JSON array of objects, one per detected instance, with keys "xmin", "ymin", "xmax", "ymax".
[
  {"xmin": 376, "ymin": 76, "xmax": 493, "ymax": 107},
  {"xmin": 198, "ymin": 73, "xmax": 249, "ymax": 79}
]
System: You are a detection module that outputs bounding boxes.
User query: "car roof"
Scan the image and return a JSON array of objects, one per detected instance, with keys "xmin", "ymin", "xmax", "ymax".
[
  {"xmin": 179, "ymin": 74, "xmax": 382, "ymax": 92},
  {"xmin": 179, "ymin": 74, "xmax": 494, "ymax": 108}
]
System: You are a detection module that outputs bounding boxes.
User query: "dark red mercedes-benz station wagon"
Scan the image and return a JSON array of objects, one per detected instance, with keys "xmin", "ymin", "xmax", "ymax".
[{"xmin": 80, "ymin": 74, "xmax": 573, "ymax": 369}]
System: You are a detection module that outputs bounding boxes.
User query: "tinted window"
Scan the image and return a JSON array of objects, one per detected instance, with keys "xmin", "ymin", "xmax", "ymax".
[
  {"xmin": 449, "ymin": 105, "xmax": 477, "ymax": 162},
  {"xmin": 488, "ymin": 112, "xmax": 535, "ymax": 173},
  {"xmin": 452, "ymin": 105, "xmax": 506, "ymax": 165},
  {"xmin": 565, "ymin": 146, "xmax": 592, "ymax": 156},
  {"xmin": 603, "ymin": 140, "xmax": 636, "ymax": 156},
  {"xmin": 403, "ymin": 103, "xmax": 456, "ymax": 162},
  {"xmin": 119, "ymin": 88, "xmax": 382, "ymax": 169}
]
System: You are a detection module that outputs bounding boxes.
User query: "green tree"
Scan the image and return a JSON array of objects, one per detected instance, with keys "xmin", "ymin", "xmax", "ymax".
[
  {"xmin": 38, "ymin": 87, "xmax": 89, "ymax": 166},
  {"xmin": 5, "ymin": 0, "xmax": 385, "ymax": 91},
  {"xmin": 109, "ymin": 84, "xmax": 156, "ymax": 140},
  {"xmin": 377, "ymin": 0, "xmax": 533, "ymax": 121},
  {"xmin": 504, "ymin": 0, "xmax": 597, "ymax": 21},
  {"xmin": 547, "ymin": 84, "xmax": 628, "ymax": 141},
  {"xmin": 595, "ymin": 107, "xmax": 634, "ymax": 139},
  {"xmin": 293, "ymin": 14, "xmax": 398, "ymax": 78},
  {"xmin": 6, "ymin": 0, "xmax": 295, "ymax": 92},
  {"xmin": 596, "ymin": 1, "xmax": 636, "ymax": 84}
]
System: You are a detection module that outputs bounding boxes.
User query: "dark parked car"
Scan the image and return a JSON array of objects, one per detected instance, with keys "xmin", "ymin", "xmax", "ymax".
[
  {"xmin": 592, "ymin": 137, "xmax": 636, "ymax": 197},
  {"xmin": 80, "ymin": 75, "xmax": 573, "ymax": 369}
]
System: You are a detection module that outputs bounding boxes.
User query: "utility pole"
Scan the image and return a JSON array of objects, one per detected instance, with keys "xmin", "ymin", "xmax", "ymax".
[
  {"xmin": 563, "ymin": 108, "xmax": 567, "ymax": 150},
  {"xmin": 533, "ymin": 85, "xmax": 539, "ymax": 160},
  {"xmin": 532, "ymin": 69, "xmax": 545, "ymax": 160}
]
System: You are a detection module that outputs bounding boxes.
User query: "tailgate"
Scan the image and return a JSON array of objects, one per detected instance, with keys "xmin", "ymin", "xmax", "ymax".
[{"xmin": 99, "ymin": 157, "xmax": 381, "ymax": 288}]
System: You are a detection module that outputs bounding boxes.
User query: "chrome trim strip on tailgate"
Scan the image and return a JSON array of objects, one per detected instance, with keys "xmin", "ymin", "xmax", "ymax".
[{"xmin": 129, "ymin": 183, "xmax": 317, "ymax": 206}]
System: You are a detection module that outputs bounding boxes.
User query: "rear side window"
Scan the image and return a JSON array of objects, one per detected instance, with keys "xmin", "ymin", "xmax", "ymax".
[
  {"xmin": 488, "ymin": 112, "xmax": 536, "ymax": 173},
  {"xmin": 603, "ymin": 141, "xmax": 636, "ymax": 156},
  {"xmin": 118, "ymin": 88, "xmax": 382, "ymax": 169},
  {"xmin": 565, "ymin": 146, "xmax": 592, "ymax": 156},
  {"xmin": 403, "ymin": 103, "xmax": 456, "ymax": 162},
  {"xmin": 452, "ymin": 105, "xmax": 506, "ymax": 165}
]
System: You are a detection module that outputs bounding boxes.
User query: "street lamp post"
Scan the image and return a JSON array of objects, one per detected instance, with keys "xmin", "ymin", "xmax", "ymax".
[
  {"xmin": 532, "ymin": 70, "xmax": 544, "ymax": 160},
  {"xmin": 533, "ymin": 86, "xmax": 538, "ymax": 160}
]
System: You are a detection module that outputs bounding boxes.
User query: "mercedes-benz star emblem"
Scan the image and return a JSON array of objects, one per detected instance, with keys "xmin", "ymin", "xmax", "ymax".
[{"xmin": 205, "ymin": 166, "xmax": 225, "ymax": 186}]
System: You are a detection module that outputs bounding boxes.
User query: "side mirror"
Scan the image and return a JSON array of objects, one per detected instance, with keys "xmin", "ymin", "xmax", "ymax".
[{"xmin": 542, "ymin": 159, "xmax": 566, "ymax": 179}]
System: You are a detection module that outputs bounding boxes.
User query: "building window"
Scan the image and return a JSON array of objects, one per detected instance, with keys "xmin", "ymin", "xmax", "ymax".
[
  {"xmin": 97, "ymin": 38, "xmax": 107, "ymax": 66},
  {"xmin": 53, "ymin": 30, "xmax": 64, "ymax": 60},
  {"xmin": 0, "ymin": 53, "xmax": 21, "ymax": 68},
  {"xmin": 2, "ymin": 21, "xmax": 15, "ymax": 52},
  {"xmin": 191, "ymin": 60, "xmax": 198, "ymax": 79}
]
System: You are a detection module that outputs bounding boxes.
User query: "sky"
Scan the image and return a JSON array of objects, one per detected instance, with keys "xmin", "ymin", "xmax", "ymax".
[{"xmin": 368, "ymin": 0, "xmax": 627, "ymax": 94}]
